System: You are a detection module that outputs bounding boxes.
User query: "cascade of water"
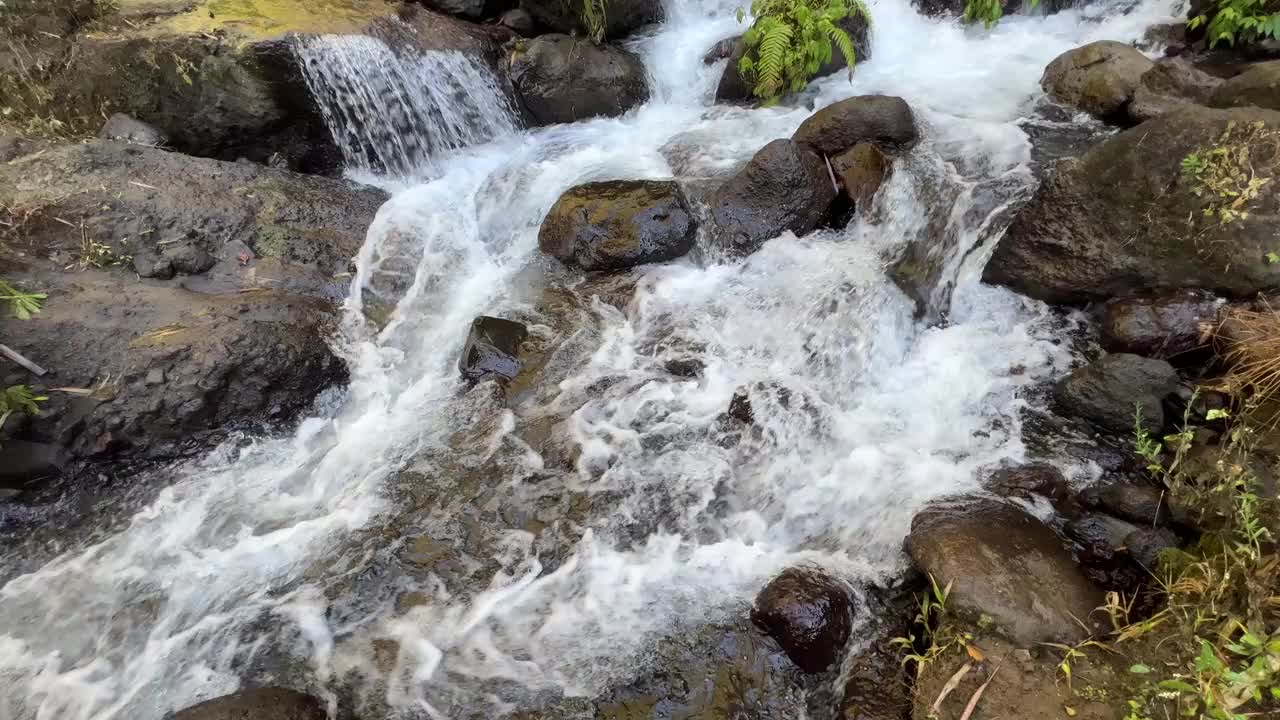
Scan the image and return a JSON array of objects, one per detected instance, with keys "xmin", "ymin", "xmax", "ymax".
[
  {"xmin": 295, "ymin": 35, "xmax": 519, "ymax": 180},
  {"xmin": 0, "ymin": 0, "xmax": 1183, "ymax": 718}
]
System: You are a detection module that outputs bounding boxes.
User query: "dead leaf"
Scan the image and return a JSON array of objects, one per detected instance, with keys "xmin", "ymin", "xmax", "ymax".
[
  {"xmin": 930, "ymin": 661, "xmax": 972, "ymax": 714},
  {"xmin": 966, "ymin": 643, "xmax": 986, "ymax": 663},
  {"xmin": 958, "ymin": 664, "xmax": 1001, "ymax": 720}
]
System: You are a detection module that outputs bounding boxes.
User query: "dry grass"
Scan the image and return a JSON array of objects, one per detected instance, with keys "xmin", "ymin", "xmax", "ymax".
[{"xmin": 1215, "ymin": 301, "xmax": 1280, "ymax": 419}]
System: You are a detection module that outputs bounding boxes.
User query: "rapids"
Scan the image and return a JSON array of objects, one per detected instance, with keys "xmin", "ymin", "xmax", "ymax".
[{"xmin": 0, "ymin": 0, "xmax": 1182, "ymax": 717}]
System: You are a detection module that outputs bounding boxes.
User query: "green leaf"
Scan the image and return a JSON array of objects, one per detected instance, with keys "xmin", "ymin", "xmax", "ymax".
[
  {"xmin": 1129, "ymin": 663, "xmax": 1153, "ymax": 674},
  {"xmin": 1158, "ymin": 679, "xmax": 1198, "ymax": 693}
]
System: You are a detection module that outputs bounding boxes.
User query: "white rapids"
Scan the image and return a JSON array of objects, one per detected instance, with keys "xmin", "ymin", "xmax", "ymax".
[{"xmin": 0, "ymin": 0, "xmax": 1182, "ymax": 718}]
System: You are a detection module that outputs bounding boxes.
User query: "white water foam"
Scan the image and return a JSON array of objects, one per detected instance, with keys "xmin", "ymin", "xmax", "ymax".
[{"xmin": 0, "ymin": 0, "xmax": 1182, "ymax": 717}]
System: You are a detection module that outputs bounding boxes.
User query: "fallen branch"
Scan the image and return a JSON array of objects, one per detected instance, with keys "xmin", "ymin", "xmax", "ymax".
[{"xmin": 0, "ymin": 343, "xmax": 46, "ymax": 376}]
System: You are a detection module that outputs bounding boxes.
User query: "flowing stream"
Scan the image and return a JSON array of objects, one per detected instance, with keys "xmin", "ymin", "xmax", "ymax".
[{"xmin": 0, "ymin": 0, "xmax": 1182, "ymax": 718}]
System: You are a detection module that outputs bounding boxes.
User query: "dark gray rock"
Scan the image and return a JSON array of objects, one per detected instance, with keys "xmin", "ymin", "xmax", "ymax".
[
  {"xmin": 519, "ymin": 0, "xmax": 662, "ymax": 39},
  {"xmin": 792, "ymin": 95, "xmax": 918, "ymax": 155},
  {"xmin": 1041, "ymin": 41, "xmax": 1154, "ymax": 122},
  {"xmin": 905, "ymin": 497, "xmax": 1103, "ymax": 644},
  {"xmin": 420, "ymin": 0, "xmax": 515, "ymax": 20},
  {"xmin": 1123, "ymin": 526, "xmax": 1180, "ymax": 569},
  {"xmin": 538, "ymin": 180, "xmax": 696, "ymax": 270},
  {"xmin": 985, "ymin": 462, "xmax": 1071, "ymax": 506},
  {"xmin": 1080, "ymin": 482, "xmax": 1171, "ymax": 526},
  {"xmin": 98, "ymin": 113, "xmax": 169, "ymax": 146},
  {"xmin": 1065, "ymin": 512, "xmax": 1141, "ymax": 563},
  {"xmin": 496, "ymin": 7, "xmax": 537, "ymax": 35},
  {"xmin": 459, "ymin": 316, "xmax": 528, "ymax": 383},
  {"xmin": 506, "ymin": 35, "xmax": 649, "ymax": 125},
  {"xmin": 1101, "ymin": 292, "xmax": 1222, "ymax": 360},
  {"xmin": 166, "ymin": 687, "xmax": 326, "ymax": 720},
  {"xmin": 0, "ymin": 440, "xmax": 65, "ymax": 490},
  {"xmin": 751, "ymin": 567, "xmax": 852, "ymax": 673},
  {"xmin": 983, "ymin": 107, "xmax": 1280, "ymax": 304},
  {"xmin": 1054, "ymin": 354, "xmax": 1179, "ymax": 434},
  {"xmin": 708, "ymin": 139, "xmax": 836, "ymax": 256}
]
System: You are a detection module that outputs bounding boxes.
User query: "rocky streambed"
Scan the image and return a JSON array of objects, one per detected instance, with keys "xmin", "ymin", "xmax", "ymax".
[{"xmin": 2, "ymin": 0, "xmax": 1280, "ymax": 719}]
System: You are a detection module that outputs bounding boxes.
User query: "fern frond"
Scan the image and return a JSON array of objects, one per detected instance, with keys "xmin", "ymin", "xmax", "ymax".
[
  {"xmin": 754, "ymin": 21, "xmax": 793, "ymax": 98},
  {"xmin": 824, "ymin": 22, "xmax": 856, "ymax": 70}
]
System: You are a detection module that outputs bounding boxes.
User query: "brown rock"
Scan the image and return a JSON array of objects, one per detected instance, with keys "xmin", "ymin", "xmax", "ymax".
[
  {"xmin": 792, "ymin": 95, "xmax": 918, "ymax": 155},
  {"xmin": 832, "ymin": 143, "xmax": 890, "ymax": 212},
  {"xmin": 751, "ymin": 567, "xmax": 853, "ymax": 673}
]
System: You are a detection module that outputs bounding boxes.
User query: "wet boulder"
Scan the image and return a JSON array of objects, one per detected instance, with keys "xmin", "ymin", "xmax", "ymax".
[
  {"xmin": 0, "ymin": 141, "xmax": 385, "ymax": 302},
  {"xmin": 904, "ymin": 498, "xmax": 1103, "ymax": 644},
  {"xmin": 166, "ymin": 687, "xmax": 326, "ymax": 720},
  {"xmin": 419, "ymin": 0, "xmax": 517, "ymax": 21},
  {"xmin": 751, "ymin": 567, "xmax": 853, "ymax": 673},
  {"xmin": 1079, "ymin": 482, "xmax": 1171, "ymax": 526},
  {"xmin": 1041, "ymin": 41, "xmax": 1154, "ymax": 122},
  {"xmin": 496, "ymin": 7, "xmax": 537, "ymax": 36},
  {"xmin": 1124, "ymin": 526, "xmax": 1180, "ymax": 569},
  {"xmin": 459, "ymin": 316, "xmax": 528, "ymax": 383},
  {"xmin": 983, "ymin": 107, "xmax": 1280, "ymax": 304},
  {"xmin": 1101, "ymin": 292, "xmax": 1221, "ymax": 361},
  {"xmin": 0, "ymin": 441, "xmax": 65, "ymax": 492},
  {"xmin": 1210, "ymin": 60, "xmax": 1280, "ymax": 111},
  {"xmin": 1054, "ymin": 353, "xmax": 1179, "ymax": 434},
  {"xmin": 1127, "ymin": 58, "xmax": 1222, "ymax": 124},
  {"xmin": 519, "ymin": 0, "xmax": 663, "ymax": 39},
  {"xmin": 709, "ymin": 139, "xmax": 837, "ymax": 255},
  {"xmin": 714, "ymin": 13, "xmax": 871, "ymax": 104},
  {"xmin": 792, "ymin": 95, "xmax": 918, "ymax": 155},
  {"xmin": 832, "ymin": 142, "xmax": 891, "ymax": 213},
  {"xmin": 538, "ymin": 180, "xmax": 697, "ymax": 270},
  {"xmin": 506, "ymin": 35, "xmax": 649, "ymax": 125},
  {"xmin": 98, "ymin": 113, "xmax": 169, "ymax": 146}
]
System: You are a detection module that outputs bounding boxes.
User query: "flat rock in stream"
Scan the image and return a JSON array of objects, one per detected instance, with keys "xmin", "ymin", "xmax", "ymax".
[
  {"xmin": 1054, "ymin": 353, "xmax": 1179, "ymax": 434},
  {"xmin": 538, "ymin": 180, "xmax": 697, "ymax": 270},
  {"xmin": 1041, "ymin": 40, "xmax": 1154, "ymax": 123},
  {"xmin": 904, "ymin": 497, "xmax": 1103, "ymax": 645},
  {"xmin": 792, "ymin": 95, "xmax": 919, "ymax": 155},
  {"xmin": 1101, "ymin": 291, "xmax": 1222, "ymax": 361}
]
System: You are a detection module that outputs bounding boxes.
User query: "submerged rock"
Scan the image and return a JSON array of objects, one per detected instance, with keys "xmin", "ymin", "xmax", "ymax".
[
  {"xmin": 792, "ymin": 95, "xmax": 918, "ymax": 155},
  {"xmin": 905, "ymin": 498, "xmax": 1102, "ymax": 645},
  {"xmin": 538, "ymin": 180, "xmax": 697, "ymax": 270},
  {"xmin": 506, "ymin": 35, "xmax": 649, "ymax": 125},
  {"xmin": 709, "ymin": 139, "xmax": 837, "ymax": 255},
  {"xmin": 714, "ymin": 13, "xmax": 871, "ymax": 103},
  {"xmin": 459, "ymin": 316, "xmax": 528, "ymax": 383},
  {"xmin": 1101, "ymin": 292, "xmax": 1221, "ymax": 361},
  {"xmin": 520, "ymin": 0, "xmax": 663, "ymax": 40},
  {"xmin": 1210, "ymin": 60, "xmax": 1280, "ymax": 111},
  {"xmin": 1054, "ymin": 353, "xmax": 1179, "ymax": 434},
  {"xmin": 98, "ymin": 113, "xmax": 169, "ymax": 146},
  {"xmin": 983, "ymin": 107, "xmax": 1280, "ymax": 304},
  {"xmin": 751, "ymin": 567, "xmax": 853, "ymax": 673},
  {"xmin": 166, "ymin": 687, "xmax": 326, "ymax": 720},
  {"xmin": 1041, "ymin": 40, "xmax": 1154, "ymax": 122}
]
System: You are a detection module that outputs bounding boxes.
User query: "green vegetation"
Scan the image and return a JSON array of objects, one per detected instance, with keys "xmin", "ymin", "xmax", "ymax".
[
  {"xmin": 735, "ymin": 0, "xmax": 868, "ymax": 104},
  {"xmin": 891, "ymin": 574, "xmax": 981, "ymax": 678},
  {"xmin": 0, "ymin": 279, "xmax": 45, "ymax": 320},
  {"xmin": 1189, "ymin": 0, "xmax": 1280, "ymax": 47},
  {"xmin": 579, "ymin": 0, "xmax": 608, "ymax": 43},
  {"xmin": 1118, "ymin": 401, "xmax": 1279, "ymax": 720},
  {"xmin": 962, "ymin": 0, "xmax": 1038, "ymax": 28},
  {"xmin": 1181, "ymin": 121, "xmax": 1278, "ymax": 228},
  {"xmin": 0, "ymin": 385, "xmax": 45, "ymax": 431}
]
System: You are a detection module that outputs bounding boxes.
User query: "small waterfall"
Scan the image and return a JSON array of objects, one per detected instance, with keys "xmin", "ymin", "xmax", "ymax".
[{"xmin": 295, "ymin": 35, "xmax": 519, "ymax": 179}]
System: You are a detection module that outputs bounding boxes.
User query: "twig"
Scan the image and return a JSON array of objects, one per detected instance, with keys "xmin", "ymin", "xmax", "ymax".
[
  {"xmin": 958, "ymin": 664, "xmax": 1000, "ymax": 720},
  {"xmin": 824, "ymin": 153, "xmax": 839, "ymax": 194},
  {"xmin": 0, "ymin": 343, "xmax": 46, "ymax": 376}
]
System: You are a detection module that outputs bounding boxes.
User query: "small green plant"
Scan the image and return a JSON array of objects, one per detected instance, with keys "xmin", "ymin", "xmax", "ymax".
[
  {"xmin": 735, "ymin": 0, "xmax": 868, "ymax": 104},
  {"xmin": 0, "ymin": 279, "xmax": 45, "ymax": 319},
  {"xmin": 1180, "ymin": 121, "xmax": 1278, "ymax": 228},
  {"xmin": 76, "ymin": 235, "xmax": 131, "ymax": 270},
  {"xmin": 1189, "ymin": 0, "xmax": 1280, "ymax": 48},
  {"xmin": 963, "ymin": 0, "xmax": 1038, "ymax": 28},
  {"xmin": 0, "ymin": 385, "xmax": 45, "ymax": 429},
  {"xmin": 890, "ymin": 574, "xmax": 975, "ymax": 677}
]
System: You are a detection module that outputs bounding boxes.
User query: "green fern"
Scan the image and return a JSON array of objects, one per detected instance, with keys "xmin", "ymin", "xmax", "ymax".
[
  {"xmin": 736, "ymin": 0, "xmax": 868, "ymax": 104},
  {"xmin": 963, "ymin": 0, "xmax": 1039, "ymax": 27}
]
